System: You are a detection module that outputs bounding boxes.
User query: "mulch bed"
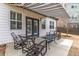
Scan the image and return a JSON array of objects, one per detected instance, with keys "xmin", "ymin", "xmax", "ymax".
[{"xmin": 68, "ymin": 46, "xmax": 79, "ymax": 56}]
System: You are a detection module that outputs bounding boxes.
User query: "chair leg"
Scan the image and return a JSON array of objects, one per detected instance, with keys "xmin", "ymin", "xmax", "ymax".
[
  {"xmin": 49, "ymin": 45, "xmax": 50, "ymax": 50},
  {"xmin": 47, "ymin": 43, "xmax": 50, "ymax": 50},
  {"xmin": 54, "ymin": 38, "xmax": 57, "ymax": 44},
  {"xmin": 21, "ymin": 44, "xmax": 27, "ymax": 53}
]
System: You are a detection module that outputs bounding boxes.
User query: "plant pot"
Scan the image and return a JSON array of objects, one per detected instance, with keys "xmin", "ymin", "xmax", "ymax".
[{"xmin": 0, "ymin": 44, "xmax": 6, "ymax": 56}]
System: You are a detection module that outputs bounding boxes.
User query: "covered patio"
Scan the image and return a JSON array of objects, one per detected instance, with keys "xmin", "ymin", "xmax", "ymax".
[{"xmin": 0, "ymin": 3, "xmax": 73, "ymax": 56}]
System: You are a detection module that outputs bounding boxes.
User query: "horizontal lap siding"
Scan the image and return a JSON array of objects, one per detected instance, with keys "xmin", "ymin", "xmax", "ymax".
[
  {"xmin": 0, "ymin": 4, "xmax": 45, "ymax": 44},
  {"xmin": 0, "ymin": 4, "xmax": 12, "ymax": 43}
]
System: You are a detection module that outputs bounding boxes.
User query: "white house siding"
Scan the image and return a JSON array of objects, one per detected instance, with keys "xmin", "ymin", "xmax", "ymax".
[
  {"xmin": 0, "ymin": 4, "xmax": 45, "ymax": 44},
  {"xmin": 0, "ymin": 4, "xmax": 57, "ymax": 56},
  {"xmin": 0, "ymin": 4, "xmax": 12, "ymax": 44},
  {"xmin": 39, "ymin": 17, "xmax": 56, "ymax": 37}
]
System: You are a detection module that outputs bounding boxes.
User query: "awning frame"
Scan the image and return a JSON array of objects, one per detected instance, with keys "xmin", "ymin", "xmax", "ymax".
[{"xmin": 8, "ymin": 3, "xmax": 70, "ymax": 20}]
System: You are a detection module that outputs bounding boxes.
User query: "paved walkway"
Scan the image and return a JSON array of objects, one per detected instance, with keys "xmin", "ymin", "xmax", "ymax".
[{"xmin": 61, "ymin": 33, "xmax": 79, "ymax": 56}]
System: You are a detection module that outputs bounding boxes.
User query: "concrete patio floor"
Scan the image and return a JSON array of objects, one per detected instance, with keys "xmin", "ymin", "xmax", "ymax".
[{"xmin": 5, "ymin": 38, "xmax": 73, "ymax": 56}]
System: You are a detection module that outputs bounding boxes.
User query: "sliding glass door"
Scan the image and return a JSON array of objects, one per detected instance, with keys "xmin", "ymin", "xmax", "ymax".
[
  {"xmin": 26, "ymin": 19, "xmax": 32, "ymax": 36},
  {"xmin": 26, "ymin": 17, "xmax": 39, "ymax": 37},
  {"xmin": 33, "ymin": 20, "xmax": 39, "ymax": 36}
]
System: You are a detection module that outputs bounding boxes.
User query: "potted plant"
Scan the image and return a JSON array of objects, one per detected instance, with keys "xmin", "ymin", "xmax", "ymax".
[{"xmin": 0, "ymin": 44, "xmax": 6, "ymax": 56}]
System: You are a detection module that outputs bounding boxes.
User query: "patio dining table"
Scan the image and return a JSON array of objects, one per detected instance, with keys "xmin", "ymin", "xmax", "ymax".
[
  {"xmin": 19, "ymin": 35, "xmax": 45, "ymax": 45},
  {"xmin": 27, "ymin": 36, "xmax": 39, "ymax": 44}
]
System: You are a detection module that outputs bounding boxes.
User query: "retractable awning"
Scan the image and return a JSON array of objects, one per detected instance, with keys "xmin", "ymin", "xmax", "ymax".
[{"xmin": 9, "ymin": 3, "xmax": 70, "ymax": 19}]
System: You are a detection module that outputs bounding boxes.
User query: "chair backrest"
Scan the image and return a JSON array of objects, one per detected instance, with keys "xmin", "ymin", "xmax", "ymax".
[
  {"xmin": 19, "ymin": 35, "xmax": 34, "ymax": 48},
  {"xmin": 11, "ymin": 32, "xmax": 20, "ymax": 42},
  {"xmin": 18, "ymin": 35, "xmax": 26, "ymax": 41},
  {"xmin": 46, "ymin": 32, "xmax": 56, "ymax": 43},
  {"xmin": 46, "ymin": 34, "xmax": 51, "ymax": 40}
]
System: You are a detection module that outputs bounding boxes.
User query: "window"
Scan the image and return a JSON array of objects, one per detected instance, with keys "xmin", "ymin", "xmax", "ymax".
[
  {"xmin": 71, "ymin": 16, "xmax": 73, "ymax": 19},
  {"xmin": 33, "ymin": 20, "xmax": 38, "ymax": 34},
  {"xmin": 71, "ymin": 5, "xmax": 77, "ymax": 8},
  {"xmin": 71, "ymin": 5, "xmax": 74, "ymax": 8},
  {"xmin": 10, "ymin": 11, "xmax": 22, "ymax": 29},
  {"xmin": 27, "ymin": 19, "xmax": 32, "ymax": 35},
  {"xmin": 71, "ymin": 16, "xmax": 77, "ymax": 20},
  {"xmin": 42, "ymin": 20, "xmax": 46, "ymax": 29},
  {"xmin": 50, "ymin": 21, "xmax": 54, "ymax": 29}
]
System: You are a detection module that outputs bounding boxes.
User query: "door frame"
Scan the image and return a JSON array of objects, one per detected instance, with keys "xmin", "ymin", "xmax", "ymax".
[{"xmin": 26, "ymin": 16, "xmax": 39, "ymax": 37}]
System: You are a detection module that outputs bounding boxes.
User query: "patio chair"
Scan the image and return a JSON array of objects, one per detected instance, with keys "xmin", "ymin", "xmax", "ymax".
[
  {"xmin": 11, "ymin": 32, "xmax": 22, "ymax": 50},
  {"xmin": 18, "ymin": 35, "xmax": 34, "ymax": 53},
  {"xmin": 26, "ymin": 39, "xmax": 47, "ymax": 56},
  {"xmin": 43, "ymin": 32, "xmax": 57, "ymax": 49},
  {"xmin": 46, "ymin": 32, "xmax": 56, "ymax": 43},
  {"xmin": 49, "ymin": 31, "xmax": 61, "ymax": 42},
  {"xmin": 56, "ymin": 29, "xmax": 61, "ymax": 40},
  {"xmin": 57, "ymin": 32, "xmax": 61, "ymax": 40},
  {"xmin": 19, "ymin": 35, "xmax": 47, "ymax": 56}
]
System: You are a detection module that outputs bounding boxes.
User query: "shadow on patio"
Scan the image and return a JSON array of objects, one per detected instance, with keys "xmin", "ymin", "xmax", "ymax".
[{"xmin": 5, "ymin": 38, "xmax": 73, "ymax": 56}]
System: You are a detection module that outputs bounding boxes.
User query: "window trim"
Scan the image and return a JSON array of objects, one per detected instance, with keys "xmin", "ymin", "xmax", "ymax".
[
  {"xmin": 50, "ymin": 21, "xmax": 54, "ymax": 29},
  {"xmin": 10, "ymin": 10, "xmax": 22, "ymax": 30},
  {"xmin": 42, "ymin": 20, "xmax": 46, "ymax": 29}
]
